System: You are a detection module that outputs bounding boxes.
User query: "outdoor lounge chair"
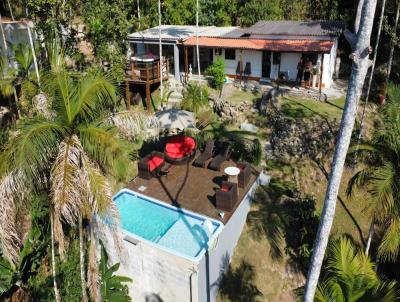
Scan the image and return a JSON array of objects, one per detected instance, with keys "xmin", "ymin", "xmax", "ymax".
[
  {"xmin": 208, "ymin": 142, "xmax": 230, "ymax": 171},
  {"xmin": 193, "ymin": 140, "xmax": 215, "ymax": 168},
  {"xmin": 243, "ymin": 62, "xmax": 251, "ymax": 80},
  {"xmin": 216, "ymin": 181, "xmax": 238, "ymax": 211},
  {"xmin": 138, "ymin": 151, "xmax": 166, "ymax": 179},
  {"xmin": 237, "ymin": 161, "xmax": 251, "ymax": 188}
]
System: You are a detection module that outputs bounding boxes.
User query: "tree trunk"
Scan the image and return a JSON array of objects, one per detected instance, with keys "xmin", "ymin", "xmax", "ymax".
[
  {"xmin": 25, "ymin": 18, "xmax": 41, "ymax": 86},
  {"xmin": 158, "ymin": 0, "xmax": 163, "ymax": 99},
  {"xmin": 50, "ymin": 212, "xmax": 62, "ymax": 302},
  {"xmin": 386, "ymin": 0, "xmax": 400, "ymax": 81},
  {"xmin": 355, "ymin": 0, "xmax": 366, "ymax": 33},
  {"xmin": 196, "ymin": 0, "xmax": 201, "ymax": 78},
  {"xmin": 365, "ymin": 222, "xmax": 374, "ymax": 255},
  {"xmin": 303, "ymin": 0, "xmax": 378, "ymax": 301},
  {"xmin": 364, "ymin": 0, "xmax": 387, "ymax": 103},
  {"xmin": 79, "ymin": 216, "xmax": 89, "ymax": 302}
]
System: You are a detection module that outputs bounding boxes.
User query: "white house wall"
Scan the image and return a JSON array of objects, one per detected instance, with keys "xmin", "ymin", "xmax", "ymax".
[
  {"xmin": 277, "ymin": 52, "xmax": 302, "ymax": 81},
  {"xmin": 322, "ymin": 39, "xmax": 338, "ymax": 88},
  {"xmin": 214, "ymin": 49, "xmax": 262, "ymax": 78}
]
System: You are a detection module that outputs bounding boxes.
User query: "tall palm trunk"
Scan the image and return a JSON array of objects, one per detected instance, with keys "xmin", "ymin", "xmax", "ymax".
[
  {"xmin": 196, "ymin": 0, "xmax": 201, "ymax": 79},
  {"xmin": 158, "ymin": 0, "xmax": 163, "ymax": 99},
  {"xmin": 303, "ymin": 0, "xmax": 378, "ymax": 301},
  {"xmin": 24, "ymin": 11, "xmax": 41, "ymax": 86},
  {"xmin": 365, "ymin": 222, "xmax": 374, "ymax": 255},
  {"xmin": 79, "ymin": 215, "xmax": 89, "ymax": 302},
  {"xmin": 363, "ymin": 0, "xmax": 387, "ymax": 105},
  {"xmin": 386, "ymin": 0, "xmax": 400, "ymax": 82},
  {"xmin": 50, "ymin": 211, "xmax": 62, "ymax": 302}
]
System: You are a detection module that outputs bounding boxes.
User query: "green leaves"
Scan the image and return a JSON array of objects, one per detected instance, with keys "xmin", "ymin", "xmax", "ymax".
[
  {"xmin": 0, "ymin": 118, "xmax": 64, "ymax": 182},
  {"xmin": 99, "ymin": 241, "xmax": 132, "ymax": 302},
  {"xmin": 181, "ymin": 83, "xmax": 209, "ymax": 114},
  {"xmin": 206, "ymin": 58, "xmax": 225, "ymax": 91},
  {"xmin": 314, "ymin": 237, "xmax": 400, "ymax": 302}
]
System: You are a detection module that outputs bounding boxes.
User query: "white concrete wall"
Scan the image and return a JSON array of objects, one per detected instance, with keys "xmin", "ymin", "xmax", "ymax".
[
  {"xmin": 197, "ymin": 177, "xmax": 261, "ymax": 302},
  {"xmin": 321, "ymin": 39, "xmax": 338, "ymax": 88},
  {"xmin": 95, "ymin": 221, "xmax": 195, "ymax": 302},
  {"xmin": 214, "ymin": 49, "xmax": 263, "ymax": 78},
  {"xmin": 269, "ymin": 52, "xmax": 301, "ymax": 80}
]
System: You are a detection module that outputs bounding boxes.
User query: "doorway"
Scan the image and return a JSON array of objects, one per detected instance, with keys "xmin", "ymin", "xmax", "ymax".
[{"xmin": 262, "ymin": 51, "xmax": 271, "ymax": 78}]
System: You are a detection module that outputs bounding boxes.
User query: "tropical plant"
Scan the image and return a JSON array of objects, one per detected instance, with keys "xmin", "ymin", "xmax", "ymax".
[
  {"xmin": 99, "ymin": 241, "xmax": 132, "ymax": 302},
  {"xmin": 181, "ymin": 83, "xmax": 209, "ymax": 113},
  {"xmin": 347, "ymin": 84, "xmax": 400, "ymax": 261},
  {"xmin": 313, "ymin": 237, "xmax": 399, "ymax": 302},
  {"xmin": 0, "ymin": 44, "xmax": 157, "ymax": 301},
  {"xmin": 206, "ymin": 57, "xmax": 225, "ymax": 91},
  {"xmin": 304, "ymin": 0, "xmax": 379, "ymax": 300},
  {"xmin": 0, "ymin": 196, "xmax": 49, "ymax": 300}
]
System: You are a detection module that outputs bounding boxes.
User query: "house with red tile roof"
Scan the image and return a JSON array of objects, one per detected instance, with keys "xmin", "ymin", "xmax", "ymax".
[{"xmin": 127, "ymin": 21, "xmax": 344, "ymax": 88}]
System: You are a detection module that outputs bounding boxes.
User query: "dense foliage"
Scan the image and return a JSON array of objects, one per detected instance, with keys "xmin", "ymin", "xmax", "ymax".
[{"xmin": 206, "ymin": 57, "xmax": 225, "ymax": 91}]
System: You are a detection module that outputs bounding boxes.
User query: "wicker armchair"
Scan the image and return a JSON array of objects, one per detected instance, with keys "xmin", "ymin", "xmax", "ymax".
[
  {"xmin": 138, "ymin": 151, "xmax": 165, "ymax": 180},
  {"xmin": 237, "ymin": 162, "xmax": 251, "ymax": 188},
  {"xmin": 216, "ymin": 181, "xmax": 238, "ymax": 211}
]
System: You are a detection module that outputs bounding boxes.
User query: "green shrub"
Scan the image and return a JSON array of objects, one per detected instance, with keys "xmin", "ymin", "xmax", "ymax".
[
  {"xmin": 181, "ymin": 83, "xmax": 209, "ymax": 113},
  {"xmin": 206, "ymin": 57, "xmax": 225, "ymax": 90}
]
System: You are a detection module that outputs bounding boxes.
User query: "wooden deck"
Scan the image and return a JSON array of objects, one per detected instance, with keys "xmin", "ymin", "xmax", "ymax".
[{"xmin": 127, "ymin": 158, "xmax": 260, "ymax": 224}]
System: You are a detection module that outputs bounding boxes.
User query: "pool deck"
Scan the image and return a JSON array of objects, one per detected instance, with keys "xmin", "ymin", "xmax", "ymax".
[{"xmin": 127, "ymin": 158, "xmax": 261, "ymax": 224}]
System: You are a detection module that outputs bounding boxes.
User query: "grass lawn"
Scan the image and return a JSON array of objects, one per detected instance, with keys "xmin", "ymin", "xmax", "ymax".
[{"xmin": 280, "ymin": 97, "xmax": 345, "ymax": 120}]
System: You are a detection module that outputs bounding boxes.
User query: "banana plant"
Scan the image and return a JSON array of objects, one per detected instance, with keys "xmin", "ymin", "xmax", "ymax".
[{"xmin": 99, "ymin": 241, "xmax": 132, "ymax": 302}]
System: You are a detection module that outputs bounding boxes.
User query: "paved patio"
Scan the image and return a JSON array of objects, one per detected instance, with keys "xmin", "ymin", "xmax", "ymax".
[{"xmin": 127, "ymin": 158, "xmax": 260, "ymax": 224}]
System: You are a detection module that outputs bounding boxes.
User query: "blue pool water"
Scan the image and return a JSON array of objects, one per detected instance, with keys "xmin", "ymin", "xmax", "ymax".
[{"xmin": 114, "ymin": 190, "xmax": 223, "ymax": 260}]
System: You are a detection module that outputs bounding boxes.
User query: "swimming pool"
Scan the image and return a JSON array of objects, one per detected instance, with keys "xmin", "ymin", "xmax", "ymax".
[{"xmin": 114, "ymin": 189, "xmax": 224, "ymax": 262}]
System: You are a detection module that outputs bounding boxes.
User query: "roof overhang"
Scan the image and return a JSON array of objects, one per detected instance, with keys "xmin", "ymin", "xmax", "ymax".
[{"xmin": 181, "ymin": 37, "xmax": 334, "ymax": 53}]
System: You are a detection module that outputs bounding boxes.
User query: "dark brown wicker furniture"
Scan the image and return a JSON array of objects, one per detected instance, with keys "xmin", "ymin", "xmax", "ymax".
[
  {"xmin": 209, "ymin": 142, "xmax": 230, "ymax": 171},
  {"xmin": 164, "ymin": 135, "xmax": 196, "ymax": 165},
  {"xmin": 237, "ymin": 162, "xmax": 252, "ymax": 188},
  {"xmin": 138, "ymin": 151, "xmax": 166, "ymax": 180},
  {"xmin": 193, "ymin": 140, "xmax": 215, "ymax": 167},
  {"xmin": 216, "ymin": 181, "xmax": 238, "ymax": 211}
]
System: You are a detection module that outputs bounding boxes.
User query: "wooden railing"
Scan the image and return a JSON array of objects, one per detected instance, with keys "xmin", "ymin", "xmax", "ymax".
[{"xmin": 127, "ymin": 57, "xmax": 169, "ymax": 83}]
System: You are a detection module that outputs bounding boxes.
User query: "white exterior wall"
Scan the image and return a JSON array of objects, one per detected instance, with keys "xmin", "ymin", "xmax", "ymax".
[
  {"xmin": 95, "ymin": 221, "xmax": 196, "ymax": 302},
  {"xmin": 271, "ymin": 52, "xmax": 302, "ymax": 80},
  {"xmin": 214, "ymin": 49, "xmax": 262, "ymax": 78},
  {"xmin": 321, "ymin": 38, "xmax": 338, "ymax": 88}
]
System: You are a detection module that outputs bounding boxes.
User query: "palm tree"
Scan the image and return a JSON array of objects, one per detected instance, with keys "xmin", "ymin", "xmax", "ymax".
[
  {"xmin": 347, "ymin": 84, "xmax": 400, "ymax": 260},
  {"xmin": 303, "ymin": 0, "xmax": 378, "ymax": 300},
  {"xmin": 0, "ymin": 45, "xmax": 157, "ymax": 301},
  {"xmin": 313, "ymin": 237, "xmax": 399, "ymax": 302}
]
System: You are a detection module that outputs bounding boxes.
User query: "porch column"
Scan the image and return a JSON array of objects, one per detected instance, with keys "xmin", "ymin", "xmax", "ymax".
[
  {"xmin": 173, "ymin": 44, "xmax": 180, "ymax": 81},
  {"xmin": 193, "ymin": 46, "xmax": 197, "ymax": 68}
]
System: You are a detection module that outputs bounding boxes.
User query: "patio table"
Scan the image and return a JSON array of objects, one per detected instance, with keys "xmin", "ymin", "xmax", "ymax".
[{"xmin": 224, "ymin": 166, "xmax": 240, "ymax": 184}]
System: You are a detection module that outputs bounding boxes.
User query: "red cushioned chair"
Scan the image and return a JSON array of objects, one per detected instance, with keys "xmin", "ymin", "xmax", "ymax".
[
  {"xmin": 216, "ymin": 181, "xmax": 238, "ymax": 211},
  {"xmin": 164, "ymin": 135, "xmax": 196, "ymax": 165},
  {"xmin": 138, "ymin": 151, "xmax": 166, "ymax": 179}
]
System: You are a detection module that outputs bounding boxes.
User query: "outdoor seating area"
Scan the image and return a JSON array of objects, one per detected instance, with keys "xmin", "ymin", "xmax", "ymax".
[{"xmin": 134, "ymin": 137, "xmax": 260, "ymax": 223}]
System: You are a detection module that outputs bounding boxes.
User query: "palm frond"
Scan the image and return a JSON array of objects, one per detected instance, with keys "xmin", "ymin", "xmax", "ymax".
[
  {"xmin": 78, "ymin": 124, "xmax": 130, "ymax": 177},
  {"xmin": 377, "ymin": 218, "xmax": 400, "ymax": 262},
  {"xmin": 80, "ymin": 154, "xmax": 113, "ymax": 217},
  {"xmin": 0, "ymin": 170, "xmax": 29, "ymax": 264},
  {"xmin": 51, "ymin": 135, "xmax": 84, "ymax": 226},
  {"xmin": 346, "ymin": 168, "xmax": 373, "ymax": 197},
  {"xmin": 72, "ymin": 72, "xmax": 117, "ymax": 122},
  {"xmin": 369, "ymin": 162, "xmax": 396, "ymax": 214},
  {"xmin": 105, "ymin": 110, "xmax": 159, "ymax": 141},
  {"xmin": 11, "ymin": 43, "xmax": 33, "ymax": 75},
  {"xmin": 0, "ymin": 118, "xmax": 64, "ymax": 182}
]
